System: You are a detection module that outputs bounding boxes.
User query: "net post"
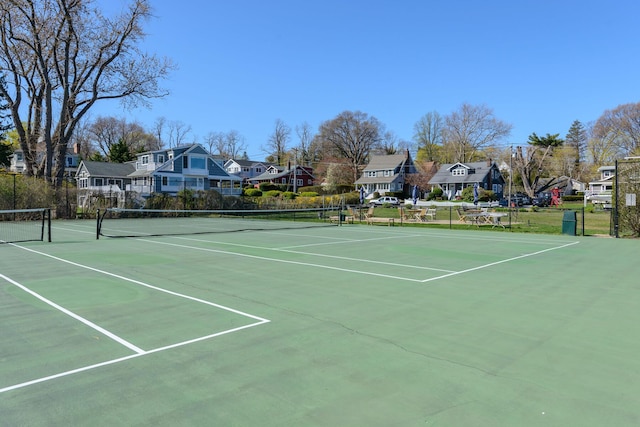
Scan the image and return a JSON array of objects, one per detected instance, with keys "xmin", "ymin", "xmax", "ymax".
[
  {"xmin": 96, "ymin": 209, "xmax": 100, "ymax": 240},
  {"xmin": 46, "ymin": 208, "xmax": 51, "ymax": 242}
]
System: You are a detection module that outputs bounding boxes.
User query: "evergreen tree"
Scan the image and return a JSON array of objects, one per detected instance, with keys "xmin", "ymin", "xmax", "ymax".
[
  {"xmin": 565, "ymin": 120, "xmax": 587, "ymax": 173},
  {"xmin": 109, "ymin": 138, "xmax": 135, "ymax": 163}
]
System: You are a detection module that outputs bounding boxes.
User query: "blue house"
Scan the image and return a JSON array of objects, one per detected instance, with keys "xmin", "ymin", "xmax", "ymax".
[
  {"xmin": 76, "ymin": 144, "xmax": 242, "ymax": 209},
  {"xmin": 128, "ymin": 144, "xmax": 242, "ymax": 197}
]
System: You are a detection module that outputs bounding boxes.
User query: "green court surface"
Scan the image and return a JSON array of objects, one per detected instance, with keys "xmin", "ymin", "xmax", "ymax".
[{"xmin": 2, "ymin": 219, "xmax": 640, "ymax": 426}]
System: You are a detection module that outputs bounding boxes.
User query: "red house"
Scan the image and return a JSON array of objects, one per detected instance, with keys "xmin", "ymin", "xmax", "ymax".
[{"xmin": 248, "ymin": 164, "xmax": 315, "ymax": 191}]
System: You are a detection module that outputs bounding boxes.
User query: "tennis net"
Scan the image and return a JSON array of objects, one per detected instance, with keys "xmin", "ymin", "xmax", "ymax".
[
  {"xmin": 97, "ymin": 207, "xmax": 342, "ymax": 238},
  {"xmin": 0, "ymin": 208, "xmax": 51, "ymax": 244}
]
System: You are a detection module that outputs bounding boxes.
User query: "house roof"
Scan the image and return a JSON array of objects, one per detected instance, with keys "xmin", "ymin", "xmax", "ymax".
[
  {"xmin": 428, "ymin": 161, "xmax": 497, "ymax": 185},
  {"xmin": 364, "ymin": 154, "xmax": 408, "ymax": 170},
  {"xmin": 355, "ymin": 175, "xmax": 402, "ymax": 185},
  {"xmin": 78, "ymin": 161, "xmax": 135, "ymax": 177},
  {"xmin": 225, "ymin": 159, "xmax": 273, "ymax": 168},
  {"xmin": 249, "ymin": 165, "xmax": 314, "ymax": 182}
]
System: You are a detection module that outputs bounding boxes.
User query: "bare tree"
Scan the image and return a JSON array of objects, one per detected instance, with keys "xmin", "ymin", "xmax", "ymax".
[
  {"xmin": 586, "ymin": 120, "xmax": 619, "ymax": 165},
  {"xmin": 204, "ymin": 131, "xmax": 224, "ymax": 155},
  {"xmin": 376, "ymin": 131, "xmax": 398, "ymax": 155},
  {"xmin": 152, "ymin": 117, "xmax": 167, "ymax": 149},
  {"xmin": 225, "ymin": 130, "xmax": 246, "ymax": 159},
  {"xmin": 0, "ymin": 0, "xmax": 174, "ymax": 185},
  {"xmin": 294, "ymin": 121, "xmax": 314, "ymax": 165},
  {"xmin": 591, "ymin": 102, "xmax": 640, "ymax": 158},
  {"xmin": 166, "ymin": 121, "xmax": 192, "ymax": 147},
  {"xmin": 264, "ymin": 119, "xmax": 291, "ymax": 166},
  {"xmin": 513, "ymin": 133, "xmax": 563, "ymax": 197},
  {"xmin": 315, "ymin": 111, "xmax": 383, "ymax": 183},
  {"xmin": 444, "ymin": 103, "xmax": 512, "ymax": 162},
  {"xmin": 413, "ymin": 111, "xmax": 443, "ymax": 161},
  {"xmin": 87, "ymin": 116, "xmax": 156, "ymax": 157}
]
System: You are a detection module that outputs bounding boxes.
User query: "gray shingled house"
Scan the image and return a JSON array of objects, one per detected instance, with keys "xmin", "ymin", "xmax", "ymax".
[
  {"xmin": 428, "ymin": 160, "xmax": 505, "ymax": 200},
  {"xmin": 355, "ymin": 151, "xmax": 417, "ymax": 198}
]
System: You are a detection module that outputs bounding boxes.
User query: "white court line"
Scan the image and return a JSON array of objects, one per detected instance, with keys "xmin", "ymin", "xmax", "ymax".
[
  {"xmin": 141, "ymin": 238, "xmax": 425, "ymax": 282},
  {"xmin": 0, "ymin": 320, "xmax": 267, "ymax": 394},
  {"xmin": 0, "ymin": 273, "xmax": 145, "ymax": 354},
  {"xmin": 0, "ymin": 243, "xmax": 271, "ymax": 394},
  {"xmin": 418, "ymin": 241, "xmax": 580, "ymax": 283},
  {"xmin": 11, "ymin": 244, "xmax": 268, "ymax": 322},
  {"xmin": 173, "ymin": 235, "xmax": 456, "ymax": 273},
  {"xmin": 277, "ymin": 233, "xmax": 413, "ymax": 249}
]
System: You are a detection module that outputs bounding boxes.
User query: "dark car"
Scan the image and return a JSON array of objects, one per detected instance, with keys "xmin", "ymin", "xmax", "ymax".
[
  {"xmin": 532, "ymin": 193, "xmax": 551, "ymax": 207},
  {"xmin": 501, "ymin": 194, "xmax": 530, "ymax": 207}
]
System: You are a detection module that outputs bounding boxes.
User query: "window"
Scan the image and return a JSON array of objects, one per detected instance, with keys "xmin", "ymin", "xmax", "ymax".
[
  {"xmin": 297, "ymin": 178, "xmax": 303, "ymax": 186},
  {"xmin": 452, "ymin": 168, "xmax": 466, "ymax": 176},
  {"xmin": 367, "ymin": 171, "xmax": 376, "ymax": 177},
  {"xmin": 141, "ymin": 155, "xmax": 149, "ymax": 165},
  {"xmin": 255, "ymin": 167, "xmax": 262, "ymax": 173},
  {"xmin": 94, "ymin": 178, "xmax": 103, "ymax": 186},
  {"xmin": 190, "ymin": 157, "xmax": 206, "ymax": 169},
  {"xmin": 162, "ymin": 176, "xmax": 168, "ymax": 186},
  {"xmin": 243, "ymin": 167, "xmax": 249, "ymax": 172},
  {"xmin": 384, "ymin": 170, "xmax": 391, "ymax": 177},
  {"xmin": 183, "ymin": 155, "xmax": 188, "ymax": 169}
]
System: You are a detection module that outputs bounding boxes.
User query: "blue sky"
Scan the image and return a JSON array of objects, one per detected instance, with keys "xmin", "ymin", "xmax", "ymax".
[{"xmin": 94, "ymin": 0, "xmax": 640, "ymax": 159}]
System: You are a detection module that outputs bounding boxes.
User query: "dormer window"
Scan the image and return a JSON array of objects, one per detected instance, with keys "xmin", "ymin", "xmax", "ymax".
[{"xmin": 452, "ymin": 168, "xmax": 466, "ymax": 176}]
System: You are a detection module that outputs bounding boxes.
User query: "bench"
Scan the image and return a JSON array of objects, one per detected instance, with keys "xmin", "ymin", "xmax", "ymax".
[
  {"xmin": 365, "ymin": 217, "xmax": 394, "ymax": 226},
  {"xmin": 329, "ymin": 215, "xmax": 354, "ymax": 224}
]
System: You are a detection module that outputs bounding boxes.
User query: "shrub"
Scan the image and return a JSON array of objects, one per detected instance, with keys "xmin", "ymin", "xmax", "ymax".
[
  {"xmin": 259, "ymin": 182, "xmax": 278, "ymax": 192},
  {"xmin": 334, "ymin": 184, "xmax": 354, "ymax": 194},
  {"xmin": 342, "ymin": 191, "xmax": 360, "ymax": 205},
  {"xmin": 299, "ymin": 185, "xmax": 324, "ymax": 194},
  {"xmin": 300, "ymin": 191, "xmax": 319, "ymax": 197},
  {"xmin": 264, "ymin": 190, "xmax": 282, "ymax": 198},
  {"xmin": 282, "ymin": 191, "xmax": 297, "ymax": 200},
  {"xmin": 244, "ymin": 188, "xmax": 262, "ymax": 197},
  {"xmin": 427, "ymin": 188, "xmax": 443, "ymax": 200}
]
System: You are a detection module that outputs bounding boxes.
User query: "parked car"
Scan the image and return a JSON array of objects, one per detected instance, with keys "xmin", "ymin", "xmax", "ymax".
[
  {"xmin": 499, "ymin": 194, "xmax": 531, "ymax": 207},
  {"xmin": 369, "ymin": 196, "xmax": 400, "ymax": 206},
  {"xmin": 532, "ymin": 193, "xmax": 551, "ymax": 207}
]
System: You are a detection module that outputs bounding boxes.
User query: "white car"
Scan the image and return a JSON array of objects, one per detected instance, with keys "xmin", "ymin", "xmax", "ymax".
[{"xmin": 369, "ymin": 196, "xmax": 400, "ymax": 206}]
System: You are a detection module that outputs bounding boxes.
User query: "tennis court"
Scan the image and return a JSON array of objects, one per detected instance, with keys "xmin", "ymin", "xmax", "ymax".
[{"xmin": 2, "ymin": 216, "xmax": 640, "ymax": 426}]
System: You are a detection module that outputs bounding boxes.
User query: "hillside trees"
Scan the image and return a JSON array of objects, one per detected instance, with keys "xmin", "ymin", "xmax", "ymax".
[{"xmin": 0, "ymin": 0, "xmax": 173, "ymax": 186}]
